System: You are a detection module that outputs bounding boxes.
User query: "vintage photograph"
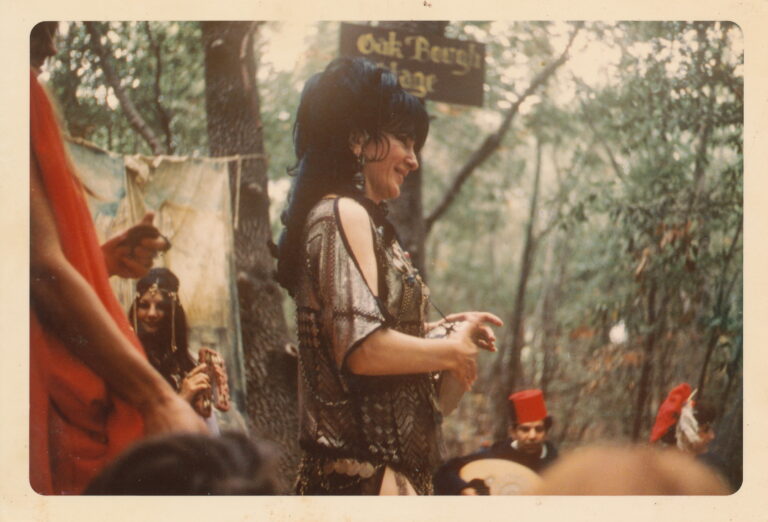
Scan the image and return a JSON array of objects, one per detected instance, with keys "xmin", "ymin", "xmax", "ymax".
[{"xmin": 26, "ymin": 17, "xmax": 744, "ymax": 507}]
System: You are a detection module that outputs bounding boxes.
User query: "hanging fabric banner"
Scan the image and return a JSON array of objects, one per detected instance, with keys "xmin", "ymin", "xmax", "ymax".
[{"xmin": 66, "ymin": 139, "xmax": 248, "ymax": 432}]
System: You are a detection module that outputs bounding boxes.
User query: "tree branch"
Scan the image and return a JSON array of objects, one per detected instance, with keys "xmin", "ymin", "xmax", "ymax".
[
  {"xmin": 582, "ymin": 105, "xmax": 626, "ymax": 182},
  {"xmin": 536, "ymin": 144, "xmax": 590, "ymax": 239},
  {"xmin": 491, "ymin": 137, "xmax": 544, "ymax": 439},
  {"xmin": 144, "ymin": 22, "xmax": 175, "ymax": 154},
  {"xmin": 84, "ymin": 21, "xmax": 166, "ymax": 155},
  {"xmin": 570, "ymin": 74, "xmax": 628, "ymax": 183},
  {"xmin": 424, "ymin": 23, "xmax": 582, "ymax": 235}
]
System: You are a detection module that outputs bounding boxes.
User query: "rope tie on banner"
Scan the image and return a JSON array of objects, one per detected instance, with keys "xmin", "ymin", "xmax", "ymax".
[
  {"xmin": 150, "ymin": 152, "xmax": 269, "ymax": 165},
  {"xmin": 64, "ymin": 135, "xmax": 269, "ymax": 165},
  {"xmin": 222, "ymin": 153, "xmax": 268, "ymax": 231},
  {"xmin": 210, "ymin": 152, "xmax": 268, "ymax": 163},
  {"xmin": 233, "ymin": 158, "xmax": 243, "ymax": 230},
  {"xmin": 63, "ymin": 135, "xmax": 270, "ymax": 231}
]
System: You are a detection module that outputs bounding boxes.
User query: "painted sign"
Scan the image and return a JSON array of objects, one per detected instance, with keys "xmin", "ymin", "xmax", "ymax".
[{"xmin": 339, "ymin": 22, "xmax": 485, "ymax": 107}]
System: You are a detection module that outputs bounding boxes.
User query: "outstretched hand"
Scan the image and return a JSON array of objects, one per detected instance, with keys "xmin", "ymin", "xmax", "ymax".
[
  {"xmin": 445, "ymin": 311, "xmax": 503, "ymax": 391},
  {"xmin": 101, "ymin": 212, "xmax": 170, "ymax": 278},
  {"xmin": 443, "ymin": 311, "xmax": 503, "ymax": 352}
]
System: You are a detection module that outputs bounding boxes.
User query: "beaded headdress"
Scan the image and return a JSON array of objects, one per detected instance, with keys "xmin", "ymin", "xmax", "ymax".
[{"xmin": 132, "ymin": 268, "xmax": 180, "ymax": 352}]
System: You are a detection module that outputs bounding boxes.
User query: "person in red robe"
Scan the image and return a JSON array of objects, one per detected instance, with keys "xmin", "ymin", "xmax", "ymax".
[{"xmin": 29, "ymin": 22, "xmax": 206, "ymax": 495}]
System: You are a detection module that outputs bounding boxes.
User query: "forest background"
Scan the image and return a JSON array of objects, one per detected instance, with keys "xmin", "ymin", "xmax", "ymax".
[{"xmin": 42, "ymin": 20, "xmax": 743, "ymax": 492}]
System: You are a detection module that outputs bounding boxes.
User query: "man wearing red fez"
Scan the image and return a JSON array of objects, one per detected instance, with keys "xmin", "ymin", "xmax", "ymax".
[
  {"xmin": 433, "ymin": 388, "xmax": 559, "ymax": 495},
  {"xmin": 505, "ymin": 389, "xmax": 555, "ymax": 459}
]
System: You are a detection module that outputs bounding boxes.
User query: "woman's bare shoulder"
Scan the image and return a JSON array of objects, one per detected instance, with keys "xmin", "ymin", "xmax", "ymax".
[
  {"xmin": 336, "ymin": 196, "xmax": 369, "ymax": 223},
  {"xmin": 305, "ymin": 196, "xmax": 370, "ymax": 242}
]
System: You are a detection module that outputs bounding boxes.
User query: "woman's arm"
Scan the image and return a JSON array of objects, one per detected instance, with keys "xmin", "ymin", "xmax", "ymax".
[
  {"xmin": 347, "ymin": 327, "xmax": 483, "ymax": 390},
  {"xmin": 337, "ymin": 198, "xmax": 501, "ymax": 389},
  {"xmin": 30, "ymin": 155, "xmax": 206, "ymax": 435}
]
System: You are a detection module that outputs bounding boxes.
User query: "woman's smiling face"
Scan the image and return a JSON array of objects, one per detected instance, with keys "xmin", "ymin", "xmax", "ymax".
[
  {"xmin": 136, "ymin": 291, "xmax": 168, "ymax": 334},
  {"xmin": 361, "ymin": 133, "xmax": 419, "ymax": 203}
]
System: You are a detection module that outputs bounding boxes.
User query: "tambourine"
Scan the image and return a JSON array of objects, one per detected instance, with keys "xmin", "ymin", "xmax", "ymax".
[
  {"xmin": 459, "ymin": 458, "xmax": 542, "ymax": 495},
  {"xmin": 193, "ymin": 347, "xmax": 231, "ymax": 417}
]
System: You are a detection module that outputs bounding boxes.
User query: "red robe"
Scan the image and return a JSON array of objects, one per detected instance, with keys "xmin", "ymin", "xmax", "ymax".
[{"xmin": 30, "ymin": 69, "xmax": 145, "ymax": 494}]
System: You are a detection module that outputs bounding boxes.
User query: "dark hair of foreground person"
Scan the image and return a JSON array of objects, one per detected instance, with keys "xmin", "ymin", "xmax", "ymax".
[{"xmin": 84, "ymin": 431, "xmax": 279, "ymax": 495}]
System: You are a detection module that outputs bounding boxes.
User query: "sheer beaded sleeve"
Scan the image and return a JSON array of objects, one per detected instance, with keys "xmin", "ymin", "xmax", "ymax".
[{"xmin": 303, "ymin": 198, "xmax": 387, "ymax": 372}]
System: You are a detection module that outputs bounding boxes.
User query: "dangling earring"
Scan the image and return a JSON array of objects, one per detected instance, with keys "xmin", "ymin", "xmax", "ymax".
[
  {"xmin": 356, "ymin": 152, "xmax": 366, "ymax": 172},
  {"xmin": 353, "ymin": 152, "xmax": 366, "ymax": 192}
]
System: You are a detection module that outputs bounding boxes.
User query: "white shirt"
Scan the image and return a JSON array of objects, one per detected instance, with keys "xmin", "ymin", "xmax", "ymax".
[{"xmin": 510, "ymin": 439, "xmax": 548, "ymax": 459}]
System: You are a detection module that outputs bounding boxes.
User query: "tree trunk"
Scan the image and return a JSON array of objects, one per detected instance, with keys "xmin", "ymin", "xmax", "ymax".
[
  {"xmin": 697, "ymin": 222, "xmax": 742, "ymax": 395},
  {"xmin": 553, "ymin": 385, "xmax": 582, "ymax": 444},
  {"xmin": 710, "ymin": 372, "xmax": 742, "ymax": 491},
  {"xmin": 144, "ymin": 22, "xmax": 175, "ymax": 154},
  {"xmin": 539, "ymin": 236, "xmax": 569, "ymax": 395},
  {"xmin": 201, "ymin": 21, "xmax": 298, "ymax": 492},
  {"xmin": 630, "ymin": 281, "xmax": 657, "ymax": 441},
  {"xmin": 492, "ymin": 139, "xmax": 543, "ymax": 440}
]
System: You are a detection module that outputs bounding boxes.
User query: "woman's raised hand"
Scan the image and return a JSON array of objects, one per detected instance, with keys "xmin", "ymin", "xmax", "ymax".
[
  {"xmin": 179, "ymin": 363, "xmax": 211, "ymax": 404},
  {"xmin": 446, "ymin": 312, "xmax": 503, "ymax": 391},
  {"xmin": 101, "ymin": 212, "xmax": 171, "ymax": 278}
]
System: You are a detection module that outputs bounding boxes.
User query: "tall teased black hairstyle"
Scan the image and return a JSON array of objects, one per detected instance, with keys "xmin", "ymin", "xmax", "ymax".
[
  {"xmin": 275, "ymin": 57, "xmax": 429, "ymax": 295},
  {"xmin": 128, "ymin": 267, "xmax": 195, "ymax": 389}
]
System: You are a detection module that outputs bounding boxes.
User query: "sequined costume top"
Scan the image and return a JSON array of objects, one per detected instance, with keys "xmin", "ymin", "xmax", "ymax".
[{"xmin": 294, "ymin": 197, "xmax": 444, "ymax": 495}]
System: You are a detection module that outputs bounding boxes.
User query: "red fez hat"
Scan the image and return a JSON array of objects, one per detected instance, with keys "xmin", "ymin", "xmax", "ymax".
[
  {"xmin": 508, "ymin": 389, "xmax": 548, "ymax": 424},
  {"xmin": 649, "ymin": 382, "xmax": 692, "ymax": 443}
]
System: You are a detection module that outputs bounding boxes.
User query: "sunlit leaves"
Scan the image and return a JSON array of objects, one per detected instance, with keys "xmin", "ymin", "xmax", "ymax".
[{"xmin": 48, "ymin": 21, "xmax": 207, "ymax": 155}]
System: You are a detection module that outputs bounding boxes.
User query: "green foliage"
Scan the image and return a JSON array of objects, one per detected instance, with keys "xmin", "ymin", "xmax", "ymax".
[
  {"xmin": 45, "ymin": 20, "xmax": 742, "ymax": 458},
  {"xmin": 48, "ymin": 22, "xmax": 207, "ymax": 155}
]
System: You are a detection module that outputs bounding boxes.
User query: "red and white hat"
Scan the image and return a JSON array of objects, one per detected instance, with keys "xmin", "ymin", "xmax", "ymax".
[
  {"xmin": 649, "ymin": 382, "xmax": 693, "ymax": 443},
  {"xmin": 508, "ymin": 389, "xmax": 548, "ymax": 424}
]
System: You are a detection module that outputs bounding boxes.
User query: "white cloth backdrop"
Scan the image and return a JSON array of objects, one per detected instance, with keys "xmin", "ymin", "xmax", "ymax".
[{"xmin": 67, "ymin": 139, "xmax": 248, "ymax": 432}]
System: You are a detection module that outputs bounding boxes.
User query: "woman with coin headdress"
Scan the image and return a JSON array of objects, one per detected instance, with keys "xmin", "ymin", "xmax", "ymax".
[{"xmin": 129, "ymin": 267, "xmax": 222, "ymax": 433}]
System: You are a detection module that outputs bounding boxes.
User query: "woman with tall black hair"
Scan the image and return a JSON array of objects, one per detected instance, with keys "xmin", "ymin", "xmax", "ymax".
[{"xmin": 275, "ymin": 57, "xmax": 503, "ymax": 495}]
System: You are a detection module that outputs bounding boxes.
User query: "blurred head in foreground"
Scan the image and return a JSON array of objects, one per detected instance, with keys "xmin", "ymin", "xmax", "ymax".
[
  {"xmin": 84, "ymin": 431, "xmax": 280, "ymax": 495},
  {"xmin": 531, "ymin": 445, "xmax": 730, "ymax": 495}
]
